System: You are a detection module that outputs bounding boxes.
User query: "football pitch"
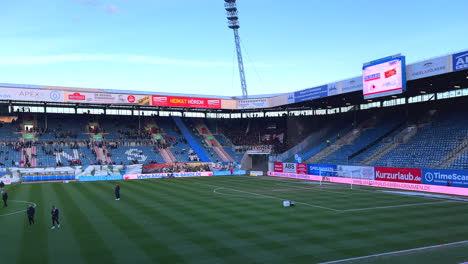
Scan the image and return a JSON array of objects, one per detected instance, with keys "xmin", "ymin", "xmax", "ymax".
[{"xmin": 1, "ymin": 175, "xmax": 468, "ymax": 264}]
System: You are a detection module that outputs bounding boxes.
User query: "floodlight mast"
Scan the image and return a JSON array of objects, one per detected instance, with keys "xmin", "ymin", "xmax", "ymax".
[{"xmin": 225, "ymin": 0, "xmax": 248, "ymax": 98}]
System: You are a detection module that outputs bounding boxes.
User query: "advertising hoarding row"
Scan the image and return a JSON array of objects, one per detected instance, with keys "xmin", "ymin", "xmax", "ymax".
[
  {"xmin": 271, "ymin": 162, "xmax": 468, "ymax": 189},
  {"xmin": 0, "ymin": 51, "xmax": 460, "ymax": 109},
  {"xmin": 267, "ymin": 171, "xmax": 468, "ymax": 197}
]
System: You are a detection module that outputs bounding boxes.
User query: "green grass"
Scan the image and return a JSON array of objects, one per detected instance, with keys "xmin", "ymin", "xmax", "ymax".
[{"xmin": 1, "ymin": 175, "xmax": 468, "ymax": 264}]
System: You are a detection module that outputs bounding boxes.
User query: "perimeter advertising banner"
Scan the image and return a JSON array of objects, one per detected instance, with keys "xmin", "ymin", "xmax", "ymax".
[
  {"xmin": 273, "ymin": 162, "xmax": 307, "ymax": 174},
  {"xmin": 0, "ymin": 87, "xmax": 64, "ymax": 102},
  {"xmin": 375, "ymin": 167, "xmax": 422, "ymax": 184},
  {"xmin": 151, "ymin": 95, "xmax": 221, "ymax": 109},
  {"xmin": 237, "ymin": 98, "xmax": 270, "ymax": 109},
  {"xmin": 452, "ymin": 50, "xmax": 468, "ymax": 72},
  {"xmin": 293, "ymin": 85, "xmax": 328, "ymax": 103},
  {"xmin": 307, "ymin": 164, "xmax": 338, "ymax": 176},
  {"xmin": 407, "ymin": 56, "xmax": 450, "ymax": 80},
  {"xmin": 274, "ymin": 162, "xmax": 284, "ymax": 172},
  {"xmin": 267, "ymin": 171, "xmax": 468, "ymax": 197},
  {"xmin": 283, "ymin": 163, "xmax": 297, "ymax": 173},
  {"xmin": 422, "ymin": 168, "xmax": 468, "ymax": 188},
  {"xmin": 337, "ymin": 165, "xmax": 375, "ymax": 180},
  {"xmin": 64, "ymin": 91, "xmax": 148, "ymax": 105},
  {"xmin": 341, "ymin": 76, "xmax": 363, "ymax": 94}
]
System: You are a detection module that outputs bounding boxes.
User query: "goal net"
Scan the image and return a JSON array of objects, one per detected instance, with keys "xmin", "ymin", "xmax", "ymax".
[{"xmin": 318, "ymin": 168, "xmax": 362, "ymax": 189}]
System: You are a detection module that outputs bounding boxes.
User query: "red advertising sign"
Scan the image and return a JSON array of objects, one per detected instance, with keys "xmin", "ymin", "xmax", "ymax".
[
  {"xmin": 68, "ymin": 92, "xmax": 86, "ymax": 101},
  {"xmin": 151, "ymin": 96, "xmax": 221, "ymax": 109},
  {"xmin": 274, "ymin": 162, "xmax": 283, "ymax": 173},
  {"xmin": 296, "ymin": 163, "xmax": 307, "ymax": 174},
  {"xmin": 375, "ymin": 167, "xmax": 422, "ymax": 184}
]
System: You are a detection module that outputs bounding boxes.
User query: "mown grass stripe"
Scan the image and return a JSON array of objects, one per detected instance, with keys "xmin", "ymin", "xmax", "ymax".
[
  {"xmin": 16, "ymin": 184, "xmax": 49, "ymax": 264},
  {"xmin": 81, "ymin": 181, "xmax": 189, "ymax": 263},
  {"xmin": 51, "ymin": 182, "xmax": 117, "ymax": 264},
  {"xmin": 42, "ymin": 183, "xmax": 85, "ymax": 264},
  {"xmin": 121, "ymin": 179, "xmax": 298, "ymax": 263}
]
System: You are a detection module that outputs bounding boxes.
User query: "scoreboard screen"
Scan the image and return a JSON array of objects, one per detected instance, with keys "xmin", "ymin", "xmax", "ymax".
[{"xmin": 363, "ymin": 55, "xmax": 406, "ymax": 99}]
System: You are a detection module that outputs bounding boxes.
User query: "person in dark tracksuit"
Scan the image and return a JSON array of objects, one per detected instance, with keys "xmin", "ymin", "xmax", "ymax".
[
  {"xmin": 115, "ymin": 184, "xmax": 120, "ymax": 200},
  {"xmin": 27, "ymin": 204, "xmax": 35, "ymax": 226},
  {"xmin": 0, "ymin": 181, "xmax": 4, "ymax": 191},
  {"xmin": 2, "ymin": 191, "xmax": 7, "ymax": 207},
  {"xmin": 51, "ymin": 206, "xmax": 60, "ymax": 229}
]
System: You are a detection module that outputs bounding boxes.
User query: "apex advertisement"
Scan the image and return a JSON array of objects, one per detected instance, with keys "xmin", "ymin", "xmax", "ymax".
[
  {"xmin": 363, "ymin": 55, "xmax": 406, "ymax": 99},
  {"xmin": 422, "ymin": 168, "xmax": 468, "ymax": 188},
  {"xmin": 375, "ymin": 167, "xmax": 422, "ymax": 184},
  {"xmin": 0, "ymin": 88, "xmax": 64, "ymax": 102},
  {"xmin": 151, "ymin": 96, "xmax": 221, "ymax": 109}
]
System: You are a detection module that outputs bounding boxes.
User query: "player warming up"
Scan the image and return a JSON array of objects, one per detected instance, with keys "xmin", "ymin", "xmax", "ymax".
[
  {"xmin": 2, "ymin": 190, "xmax": 8, "ymax": 207},
  {"xmin": 51, "ymin": 205, "xmax": 60, "ymax": 229},
  {"xmin": 115, "ymin": 184, "xmax": 121, "ymax": 200},
  {"xmin": 27, "ymin": 204, "xmax": 35, "ymax": 226}
]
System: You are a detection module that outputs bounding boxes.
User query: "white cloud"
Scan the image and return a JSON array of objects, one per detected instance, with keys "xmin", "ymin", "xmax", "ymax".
[{"xmin": 0, "ymin": 54, "xmax": 289, "ymax": 68}]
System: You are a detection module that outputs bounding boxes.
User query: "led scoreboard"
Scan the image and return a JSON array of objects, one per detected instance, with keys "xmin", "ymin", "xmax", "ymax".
[{"xmin": 362, "ymin": 54, "xmax": 406, "ymax": 99}]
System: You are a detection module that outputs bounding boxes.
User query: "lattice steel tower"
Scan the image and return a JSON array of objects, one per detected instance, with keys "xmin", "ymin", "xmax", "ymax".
[{"xmin": 224, "ymin": 0, "xmax": 248, "ymax": 98}]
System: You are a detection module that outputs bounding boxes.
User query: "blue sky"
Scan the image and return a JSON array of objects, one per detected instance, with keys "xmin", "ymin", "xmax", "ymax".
[{"xmin": 1, "ymin": 0, "xmax": 467, "ymax": 96}]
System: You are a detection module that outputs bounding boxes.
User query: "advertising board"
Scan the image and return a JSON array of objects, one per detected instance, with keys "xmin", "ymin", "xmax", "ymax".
[
  {"xmin": 237, "ymin": 98, "xmax": 269, "ymax": 109},
  {"xmin": 341, "ymin": 76, "xmax": 363, "ymax": 94},
  {"xmin": 293, "ymin": 85, "xmax": 328, "ymax": 103},
  {"xmin": 307, "ymin": 164, "xmax": 338, "ymax": 176},
  {"xmin": 375, "ymin": 167, "xmax": 422, "ymax": 184},
  {"xmin": 337, "ymin": 165, "xmax": 375, "ymax": 180},
  {"xmin": 151, "ymin": 95, "xmax": 221, "ymax": 109},
  {"xmin": 453, "ymin": 51, "xmax": 468, "ymax": 72},
  {"xmin": 407, "ymin": 56, "xmax": 449, "ymax": 80},
  {"xmin": 422, "ymin": 168, "xmax": 468, "ymax": 188},
  {"xmin": 64, "ymin": 91, "xmax": 147, "ymax": 105},
  {"xmin": 283, "ymin": 163, "xmax": 297, "ymax": 173},
  {"xmin": 274, "ymin": 162, "xmax": 284, "ymax": 172},
  {"xmin": 267, "ymin": 171, "xmax": 468, "ymax": 196},
  {"xmin": 0, "ymin": 88, "xmax": 64, "ymax": 102}
]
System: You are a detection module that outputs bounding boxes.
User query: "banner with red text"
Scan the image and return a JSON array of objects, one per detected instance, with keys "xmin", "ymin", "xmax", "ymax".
[{"xmin": 375, "ymin": 167, "xmax": 422, "ymax": 184}]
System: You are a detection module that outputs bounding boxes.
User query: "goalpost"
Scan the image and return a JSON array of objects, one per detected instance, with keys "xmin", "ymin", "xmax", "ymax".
[{"xmin": 318, "ymin": 168, "xmax": 361, "ymax": 189}]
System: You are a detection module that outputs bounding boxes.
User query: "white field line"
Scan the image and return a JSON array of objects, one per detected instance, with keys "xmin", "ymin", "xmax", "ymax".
[
  {"xmin": 339, "ymin": 200, "xmax": 454, "ymax": 212},
  {"xmin": 214, "ymin": 177, "xmax": 460, "ymax": 212},
  {"xmin": 213, "ymin": 187, "xmax": 269, "ymax": 199},
  {"xmin": 319, "ymin": 239, "xmax": 468, "ymax": 264},
  {"xmin": 244, "ymin": 176, "xmax": 468, "ymax": 203},
  {"xmin": 0, "ymin": 200, "xmax": 37, "ymax": 217},
  {"xmin": 193, "ymin": 181, "xmax": 341, "ymax": 212}
]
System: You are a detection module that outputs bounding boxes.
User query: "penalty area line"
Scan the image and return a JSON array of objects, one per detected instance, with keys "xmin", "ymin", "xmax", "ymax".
[
  {"xmin": 194, "ymin": 182, "xmax": 340, "ymax": 212},
  {"xmin": 0, "ymin": 200, "xmax": 37, "ymax": 217},
  {"xmin": 319, "ymin": 239, "xmax": 468, "ymax": 264},
  {"xmin": 340, "ymin": 200, "xmax": 454, "ymax": 212}
]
